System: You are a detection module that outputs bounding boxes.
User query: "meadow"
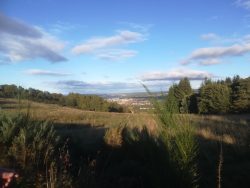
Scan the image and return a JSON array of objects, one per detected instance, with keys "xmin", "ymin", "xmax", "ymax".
[{"xmin": 0, "ymin": 98, "xmax": 250, "ymax": 188}]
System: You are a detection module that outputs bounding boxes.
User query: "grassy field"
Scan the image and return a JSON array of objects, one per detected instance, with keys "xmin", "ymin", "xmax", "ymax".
[
  {"xmin": 0, "ymin": 98, "xmax": 156, "ymax": 128},
  {"xmin": 0, "ymin": 98, "xmax": 250, "ymax": 187}
]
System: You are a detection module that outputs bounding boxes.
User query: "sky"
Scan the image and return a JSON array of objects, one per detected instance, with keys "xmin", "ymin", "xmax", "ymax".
[{"xmin": 0, "ymin": 0, "xmax": 250, "ymax": 94}]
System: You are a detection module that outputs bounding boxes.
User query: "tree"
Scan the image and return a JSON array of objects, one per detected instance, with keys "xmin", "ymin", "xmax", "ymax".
[
  {"xmin": 187, "ymin": 94, "xmax": 198, "ymax": 113},
  {"xmin": 2, "ymin": 85, "xmax": 18, "ymax": 98},
  {"xmin": 225, "ymin": 77, "xmax": 232, "ymax": 85},
  {"xmin": 178, "ymin": 77, "xmax": 192, "ymax": 96},
  {"xmin": 177, "ymin": 78, "xmax": 193, "ymax": 113},
  {"xmin": 198, "ymin": 83, "xmax": 230, "ymax": 114},
  {"xmin": 65, "ymin": 93, "xmax": 78, "ymax": 107},
  {"xmin": 165, "ymin": 85, "xmax": 179, "ymax": 113},
  {"xmin": 231, "ymin": 77, "xmax": 250, "ymax": 113},
  {"xmin": 165, "ymin": 78, "xmax": 194, "ymax": 113}
]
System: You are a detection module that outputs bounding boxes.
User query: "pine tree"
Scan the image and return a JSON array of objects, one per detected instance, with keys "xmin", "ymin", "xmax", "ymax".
[
  {"xmin": 231, "ymin": 77, "xmax": 250, "ymax": 113},
  {"xmin": 177, "ymin": 78, "xmax": 193, "ymax": 113},
  {"xmin": 165, "ymin": 85, "xmax": 179, "ymax": 113},
  {"xmin": 178, "ymin": 77, "xmax": 192, "ymax": 96},
  {"xmin": 198, "ymin": 83, "xmax": 230, "ymax": 114}
]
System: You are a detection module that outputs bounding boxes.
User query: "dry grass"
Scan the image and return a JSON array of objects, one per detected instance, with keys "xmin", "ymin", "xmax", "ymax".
[
  {"xmin": 104, "ymin": 126, "xmax": 123, "ymax": 147},
  {"xmin": 1, "ymin": 98, "xmax": 250, "ymax": 187},
  {"xmin": 0, "ymin": 98, "xmax": 157, "ymax": 129},
  {"xmin": 1, "ymin": 98, "xmax": 249, "ymax": 146},
  {"xmin": 197, "ymin": 128, "xmax": 236, "ymax": 144}
]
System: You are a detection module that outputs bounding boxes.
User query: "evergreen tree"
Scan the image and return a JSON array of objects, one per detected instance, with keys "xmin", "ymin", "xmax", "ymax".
[
  {"xmin": 225, "ymin": 77, "xmax": 232, "ymax": 85},
  {"xmin": 165, "ymin": 78, "xmax": 194, "ymax": 113},
  {"xmin": 198, "ymin": 83, "xmax": 230, "ymax": 114},
  {"xmin": 187, "ymin": 94, "xmax": 198, "ymax": 113},
  {"xmin": 178, "ymin": 77, "xmax": 192, "ymax": 96},
  {"xmin": 165, "ymin": 85, "xmax": 179, "ymax": 113},
  {"xmin": 231, "ymin": 77, "xmax": 250, "ymax": 113},
  {"xmin": 177, "ymin": 78, "xmax": 193, "ymax": 113}
]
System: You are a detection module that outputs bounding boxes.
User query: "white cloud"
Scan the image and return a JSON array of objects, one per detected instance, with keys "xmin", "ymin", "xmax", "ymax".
[
  {"xmin": 26, "ymin": 69, "xmax": 71, "ymax": 76},
  {"xmin": 182, "ymin": 42, "xmax": 250, "ymax": 65},
  {"xmin": 199, "ymin": 59, "xmax": 222, "ymax": 65},
  {"xmin": 55, "ymin": 80, "xmax": 141, "ymax": 93},
  {"xmin": 48, "ymin": 21, "xmax": 88, "ymax": 36},
  {"xmin": 0, "ymin": 13, "xmax": 42, "ymax": 38},
  {"xmin": 200, "ymin": 33, "xmax": 220, "ymax": 41},
  {"xmin": 0, "ymin": 13, "xmax": 67, "ymax": 63},
  {"xmin": 200, "ymin": 33, "xmax": 250, "ymax": 45},
  {"xmin": 235, "ymin": 0, "xmax": 250, "ymax": 9},
  {"xmin": 118, "ymin": 22, "xmax": 153, "ymax": 33},
  {"xmin": 71, "ymin": 30, "xmax": 144, "ymax": 55},
  {"xmin": 71, "ymin": 30, "xmax": 145, "ymax": 61},
  {"xmin": 52, "ymin": 79, "xmax": 173, "ymax": 94},
  {"xmin": 139, "ymin": 68, "xmax": 213, "ymax": 81},
  {"xmin": 96, "ymin": 49, "xmax": 137, "ymax": 61}
]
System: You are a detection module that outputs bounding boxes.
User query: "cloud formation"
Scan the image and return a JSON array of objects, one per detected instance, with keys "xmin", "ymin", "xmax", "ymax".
[
  {"xmin": 53, "ymin": 79, "xmax": 173, "ymax": 94},
  {"xmin": 25, "ymin": 69, "xmax": 71, "ymax": 76},
  {"xmin": 71, "ymin": 30, "xmax": 145, "ymax": 61},
  {"xmin": 199, "ymin": 59, "xmax": 222, "ymax": 65},
  {"xmin": 235, "ymin": 0, "xmax": 250, "ymax": 9},
  {"xmin": 182, "ymin": 42, "xmax": 250, "ymax": 65},
  {"xmin": 139, "ymin": 68, "xmax": 213, "ymax": 81},
  {"xmin": 0, "ymin": 13, "xmax": 67, "ymax": 63},
  {"xmin": 72, "ymin": 30, "xmax": 144, "ymax": 54},
  {"xmin": 118, "ymin": 22, "xmax": 153, "ymax": 33},
  {"xmin": 55, "ymin": 80, "xmax": 140, "ymax": 93},
  {"xmin": 96, "ymin": 49, "xmax": 137, "ymax": 61},
  {"xmin": 200, "ymin": 33, "xmax": 250, "ymax": 45},
  {"xmin": 0, "ymin": 13, "xmax": 43, "ymax": 38},
  {"xmin": 200, "ymin": 33, "xmax": 220, "ymax": 41}
]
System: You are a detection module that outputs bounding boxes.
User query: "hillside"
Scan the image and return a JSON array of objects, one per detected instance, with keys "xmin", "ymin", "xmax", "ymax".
[{"xmin": 0, "ymin": 98, "xmax": 250, "ymax": 188}]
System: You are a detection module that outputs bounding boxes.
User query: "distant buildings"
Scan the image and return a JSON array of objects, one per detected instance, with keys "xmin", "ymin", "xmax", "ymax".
[{"xmin": 108, "ymin": 97, "xmax": 150, "ymax": 106}]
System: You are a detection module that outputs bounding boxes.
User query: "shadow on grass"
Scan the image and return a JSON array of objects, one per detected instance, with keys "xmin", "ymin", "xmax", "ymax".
[
  {"xmin": 56, "ymin": 119, "xmax": 250, "ymax": 188},
  {"xmin": 196, "ymin": 117, "xmax": 250, "ymax": 188},
  {"xmin": 57, "ymin": 124, "xmax": 197, "ymax": 188},
  {"xmin": 95, "ymin": 127, "xmax": 175, "ymax": 188},
  {"xmin": 2, "ymin": 112, "xmax": 248, "ymax": 188},
  {"xmin": 0, "ymin": 99, "xmax": 17, "ymax": 105}
]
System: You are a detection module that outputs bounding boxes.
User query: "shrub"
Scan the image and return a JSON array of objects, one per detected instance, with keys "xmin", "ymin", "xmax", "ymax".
[{"xmin": 0, "ymin": 113, "xmax": 72, "ymax": 187}]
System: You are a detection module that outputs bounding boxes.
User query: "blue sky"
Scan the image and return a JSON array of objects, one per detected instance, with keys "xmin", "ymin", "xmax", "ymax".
[{"xmin": 0, "ymin": 0, "xmax": 250, "ymax": 94}]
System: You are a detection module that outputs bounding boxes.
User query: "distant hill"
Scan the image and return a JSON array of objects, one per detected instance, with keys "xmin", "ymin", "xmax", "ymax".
[{"xmin": 0, "ymin": 84, "xmax": 128, "ymax": 113}]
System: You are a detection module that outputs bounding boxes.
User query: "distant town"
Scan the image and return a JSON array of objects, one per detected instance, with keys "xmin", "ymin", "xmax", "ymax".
[{"xmin": 102, "ymin": 92, "xmax": 167, "ymax": 111}]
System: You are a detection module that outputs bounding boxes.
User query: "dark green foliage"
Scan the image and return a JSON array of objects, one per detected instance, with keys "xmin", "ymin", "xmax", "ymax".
[
  {"xmin": 144, "ymin": 85, "xmax": 198, "ymax": 187},
  {"xmin": 64, "ymin": 93, "xmax": 125, "ymax": 112},
  {"xmin": 187, "ymin": 94, "xmax": 199, "ymax": 113},
  {"xmin": 197, "ymin": 75, "xmax": 250, "ymax": 114},
  {"xmin": 176, "ymin": 78, "xmax": 193, "ymax": 113},
  {"xmin": 165, "ymin": 78, "xmax": 194, "ymax": 113},
  {"xmin": 198, "ymin": 83, "xmax": 230, "ymax": 114},
  {"xmin": 231, "ymin": 77, "xmax": 250, "ymax": 113},
  {"xmin": 165, "ymin": 85, "xmax": 179, "ymax": 113},
  {"xmin": 178, "ymin": 77, "xmax": 193, "ymax": 96},
  {"xmin": 0, "ymin": 84, "xmax": 126, "ymax": 113},
  {"xmin": 173, "ymin": 84, "xmax": 185, "ymax": 102},
  {"xmin": 0, "ymin": 85, "xmax": 18, "ymax": 98},
  {"xmin": 0, "ymin": 113, "xmax": 73, "ymax": 187},
  {"xmin": 225, "ymin": 77, "xmax": 232, "ymax": 85},
  {"xmin": 165, "ymin": 76, "xmax": 250, "ymax": 114}
]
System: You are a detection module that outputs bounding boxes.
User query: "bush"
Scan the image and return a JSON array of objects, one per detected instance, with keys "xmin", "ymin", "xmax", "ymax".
[{"xmin": 0, "ymin": 113, "xmax": 72, "ymax": 187}]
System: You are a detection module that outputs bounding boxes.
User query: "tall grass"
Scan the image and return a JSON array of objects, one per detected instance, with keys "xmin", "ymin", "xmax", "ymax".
[
  {"xmin": 144, "ymin": 85, "xmax": 198, "ymax": 187},
  {"xmin": 0, "ymin": 111, "xmax": 73, "ymax": 187},
  {"xmin": 98, "ymin": 86, "xmax": 198, "ymax": 187}
]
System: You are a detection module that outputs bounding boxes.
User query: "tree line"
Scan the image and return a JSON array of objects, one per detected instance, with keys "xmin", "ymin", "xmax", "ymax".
[
  {"xmin": 165, "ymin": 75, "xmax": 250, "ymax": 114},
  {"xmin": 0, "ymin": 85, "xmax": 127, "ymax": 113}
]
